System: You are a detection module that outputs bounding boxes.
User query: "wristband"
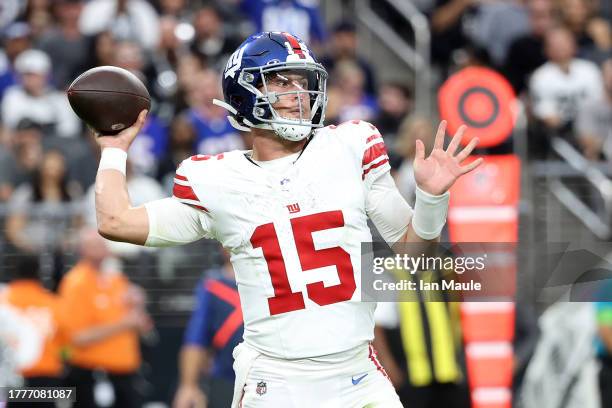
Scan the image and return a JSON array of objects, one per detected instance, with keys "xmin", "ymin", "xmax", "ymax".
[
  {"xmin": 98, "ymin": 148, "xmax": 128, "ymax": 175},
  {"xmin": 411, "ymin": 186, "xmax": 450, "ymax": 240}
]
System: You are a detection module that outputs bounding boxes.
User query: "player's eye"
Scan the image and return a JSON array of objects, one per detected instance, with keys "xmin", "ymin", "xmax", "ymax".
[
  {"xmin": 268, "ymin": 74, "xmax": 288, "ymax": 87},
  {"xmin": 295, "ymin": 78, "xmax": 309, "ymax": 89}
]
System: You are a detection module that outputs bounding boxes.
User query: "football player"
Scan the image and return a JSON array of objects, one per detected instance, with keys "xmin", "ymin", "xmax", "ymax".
[{"xmin": 94, "ymin": 32, "xmax": 482, "ymax": 408}]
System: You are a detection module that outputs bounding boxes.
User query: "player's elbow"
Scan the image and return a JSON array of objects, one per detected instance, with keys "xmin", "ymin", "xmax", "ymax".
[
  {"xmin": 96, "ymin": 208, "xmax": 149, "ymax": 245},
  {"xmin": 97, "ymin": 215, "xmax": 124, "ymax": 242}
]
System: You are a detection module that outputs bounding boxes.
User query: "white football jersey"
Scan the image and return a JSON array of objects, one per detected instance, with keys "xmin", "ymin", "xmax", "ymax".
[{"xmin": 172, "ymin": 120, "xmax": 391, "ymax": 359}]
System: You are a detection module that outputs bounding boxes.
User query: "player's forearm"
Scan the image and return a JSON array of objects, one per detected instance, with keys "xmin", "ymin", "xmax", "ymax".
[
  {"xmin": 179, "ymin": 346, "xmax": 208, "ymax": 387},
  {"xmin": 95, "ymin": 168, "xmax": 129, "ymax": 232},
  {"xmin": 95, "ymin": 149, "xmax": 149, "ymax": 244},
  {"xmin": 93, "ymin": 111, "xmax": 150, "ymax": 244}
]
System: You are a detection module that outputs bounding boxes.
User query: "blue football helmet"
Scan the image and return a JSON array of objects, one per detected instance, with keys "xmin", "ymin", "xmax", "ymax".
[{"xmin": 213, "ymin": 31, "xmax": 328, "ymax": 141}]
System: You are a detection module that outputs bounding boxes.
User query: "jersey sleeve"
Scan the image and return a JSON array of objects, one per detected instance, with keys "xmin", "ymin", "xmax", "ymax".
[
  {"xmin": 366, "ymin": 171, "xmax": 413, "ymax": 244},
  {"xmin": 144, "ymin": 160, "xmax": 214, "ymax": 247},
  {"xmin": 172, "ymin": 162, "xmax": 210, "ymax": 212},
  {"xmin": 337, "ymin": 120, "xmax": 410, "ymax": 244},
  {"xmin": 354, "ymin": 121, "xmax": 392, "ymax": 188}
]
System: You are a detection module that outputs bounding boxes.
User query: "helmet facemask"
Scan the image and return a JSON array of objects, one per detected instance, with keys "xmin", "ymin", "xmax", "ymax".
[{"xmin": 238, "ymin": 62, "xmax": 328, "ymax": 141}]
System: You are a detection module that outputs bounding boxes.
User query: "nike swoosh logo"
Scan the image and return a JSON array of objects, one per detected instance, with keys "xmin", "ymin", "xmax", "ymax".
[{"xmin": 351, "ymin": 373, "xmax": 368, "ymax": 385}]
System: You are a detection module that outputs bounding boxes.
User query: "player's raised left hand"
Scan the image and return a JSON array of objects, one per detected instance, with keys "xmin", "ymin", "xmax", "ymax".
[{"xmin": 413, "ymin": 120, "xmax": 483, "ymax": 196}]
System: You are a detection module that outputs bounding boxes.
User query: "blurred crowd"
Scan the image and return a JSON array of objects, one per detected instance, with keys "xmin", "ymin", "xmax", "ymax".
[{"xmin": 0, "ymin": 0, "xmax": 610, "ymax": 407}]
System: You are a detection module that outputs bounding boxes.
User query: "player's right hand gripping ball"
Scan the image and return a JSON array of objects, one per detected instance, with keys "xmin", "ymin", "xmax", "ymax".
[{"xmin": 67, "ymin": 66, "xmax": 151, "ymax": 135}]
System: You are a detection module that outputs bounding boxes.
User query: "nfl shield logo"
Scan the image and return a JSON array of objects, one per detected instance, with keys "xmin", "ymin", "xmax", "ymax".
[{"xmin": 256, "ymin": 381, "xmax": 267, "ymax": 396}]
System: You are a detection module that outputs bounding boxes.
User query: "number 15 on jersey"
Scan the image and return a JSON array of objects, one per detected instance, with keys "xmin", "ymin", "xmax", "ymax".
[{"xmin": 250, "ymin": 210, "xmax": 357, "ymax": 315}]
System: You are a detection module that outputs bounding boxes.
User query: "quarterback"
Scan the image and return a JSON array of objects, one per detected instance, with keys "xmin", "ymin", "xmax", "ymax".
[{"xmin": 94, "ymin": 32, "xmax": 482, "ymax": 408}]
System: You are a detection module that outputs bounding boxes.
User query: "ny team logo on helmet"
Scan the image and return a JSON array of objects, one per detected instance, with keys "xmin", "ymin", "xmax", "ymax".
[{"xmin": 213, "ymin": 32, "xmax": 328, "ymax": 141}]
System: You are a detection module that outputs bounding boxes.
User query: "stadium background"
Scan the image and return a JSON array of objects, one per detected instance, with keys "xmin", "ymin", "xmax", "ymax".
[{"xmin": 0, "ymin": 0, "xmax": 610, "ymax": 407}]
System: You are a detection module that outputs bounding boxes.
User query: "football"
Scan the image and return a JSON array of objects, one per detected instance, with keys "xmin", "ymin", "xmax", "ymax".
[{"xmin": 67, "ymin": 66, "xmax": 151, "ymax": 135}]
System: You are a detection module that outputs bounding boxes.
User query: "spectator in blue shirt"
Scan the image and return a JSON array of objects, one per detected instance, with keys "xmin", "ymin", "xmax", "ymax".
[
  {"xmin": 128, "ymin": 114, "xmax": 170, "ymax": 176},
  {"xmin": 173, "ymin": 252, "xmax": 243, "ymax": 408},
  {"xmin": 238, "ymin": 0, "xmax": 327, "ymax": 45}
]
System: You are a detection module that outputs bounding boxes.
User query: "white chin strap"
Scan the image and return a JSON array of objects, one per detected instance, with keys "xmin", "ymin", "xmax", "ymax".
[{"xmin": 271, "ymin": 122, "xmax": 312, "ymax": 141}]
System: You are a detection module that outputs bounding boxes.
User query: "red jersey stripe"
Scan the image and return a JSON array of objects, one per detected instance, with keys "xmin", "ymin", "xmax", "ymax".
[
  {"xmin": 365, "ymin": 134, "xmax": 382, "ymax": 144},
  {"xmin": 362, "ymin": 159, "xmax": 389, "ymax": 179},
  {"xmin": 368, "ymin": 344, "xmax": 390, "ymax": 379},
  {"xmin": 184, "ymin": 202, "xmax": 209, "ymax": 212},
  {"xmin": 362, "ymin": 142, "xmax": 387, "ymax": 167},
  {"xmin": 173, "ymin": 183, "xmax": 198, "ymax": 202},
  {"xmin": 173, "ymin": 183, "xmax": 209, "ymax": 212}
]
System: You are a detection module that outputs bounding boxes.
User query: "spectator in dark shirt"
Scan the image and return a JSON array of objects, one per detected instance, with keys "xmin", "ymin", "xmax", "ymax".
[
  {"xmin": 172, "ymin": 52, "xmax": 205, "ymax": 114},
  {"xmin": 429, "ymin": 0, "xmax": 478, "ymax": 68},
  {"xmin": 87, "ymin": 30, "xmax": 117, "ymax": 68},
  {"xmin": 503, "ymin": 0, "xmax": 555, "ymax": 94},
  {"xmin": 373, "ymin": 82, "xmax": 413, "ymax": 155},
  {"xmin": 598, "ymin": 0, "xmax": 612, "ymax": 25},
  {"xmin": 190, "ymin": 5, "xmax": 243, "ymax": 72},
  {"xmin": 37, "ymin": 0, "xmax": 89, "ymax": 89},
  {"xmin": 470, "ymin": 0, "xmax": 530, "ymax": 67},
  {"xmin": 0, "ymin": 120, "xmax": 43, "ymax": 201},
  {"xmin": 321, "ymin": 21, "xmax": 376, "ymax": 95},
  {"xmin": 23, "ymin": 0, "xmax": 54, "ymax": 41},
  {"xmin": 156, "ymin": 114, "xmax": 197, "ymax": 191},
  {"xmin": 148, "ymin": 15, "xmax": 181, "ymax": 108},
  {"xmin": 557, "ymin": 0, "xmax": 611, "ymax": 61}
]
